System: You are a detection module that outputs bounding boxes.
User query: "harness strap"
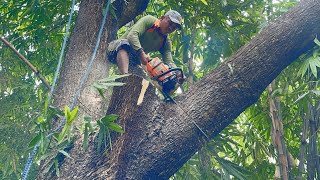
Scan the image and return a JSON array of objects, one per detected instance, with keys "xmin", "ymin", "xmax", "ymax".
[{"xmin": 146, "ymin": 19, "xmax": 161, "ymax": 32}]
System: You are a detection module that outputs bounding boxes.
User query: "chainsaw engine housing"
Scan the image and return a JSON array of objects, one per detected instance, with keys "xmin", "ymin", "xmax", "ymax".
[{"xmin": 146, "ymin": 57, "xmax": 183, "ymax": 94}]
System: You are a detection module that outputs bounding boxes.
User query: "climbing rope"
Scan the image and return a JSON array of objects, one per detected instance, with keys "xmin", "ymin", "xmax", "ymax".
[
  {"xmin": 21, "ymin": 0, "xmax": 111, "ymax": 179},
  {"xmin": 21, "ymin": 0, "xmax": 77, "ymax": 178},
  {"xmin": 48, "ymin": 0, "xmax": 77, "ymax": 104}
]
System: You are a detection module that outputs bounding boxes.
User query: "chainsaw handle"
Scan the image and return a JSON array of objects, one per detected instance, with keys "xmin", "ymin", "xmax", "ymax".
[{"xmin": 154, "ymin": 68, "xmax": 184, "ymax": 81}]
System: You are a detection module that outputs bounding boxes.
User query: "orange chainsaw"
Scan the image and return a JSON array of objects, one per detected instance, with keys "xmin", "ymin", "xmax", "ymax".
[{"xmin": 146, "ymin": 57, "xmax": 184, "ymax": 97}]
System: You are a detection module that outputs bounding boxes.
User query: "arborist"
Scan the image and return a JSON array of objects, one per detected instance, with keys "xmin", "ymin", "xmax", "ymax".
[
  {"xmin": 107, "ymin": 10, "xmax": 183, "ymax": 75},
  {"xmin": 106, "ymin": 10, "xmax": 209, "ymax": 138}
]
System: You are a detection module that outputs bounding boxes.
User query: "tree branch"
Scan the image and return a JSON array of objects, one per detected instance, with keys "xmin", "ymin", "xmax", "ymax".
[{"xmin": 97, "ymin": 1, "xmax": 320, "ymax": 179}]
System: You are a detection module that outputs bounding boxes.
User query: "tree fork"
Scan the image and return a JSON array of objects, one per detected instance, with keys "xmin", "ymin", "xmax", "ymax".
[{"xmin": 92, "ymin": 1, "xmax": 320, "ymax": 179}]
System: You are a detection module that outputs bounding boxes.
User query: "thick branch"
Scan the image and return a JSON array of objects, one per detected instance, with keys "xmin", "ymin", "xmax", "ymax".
[
  {"xmin": 97, "ymin": 1, "xmax": 320, "ymax": 179},
  {"xmin": 44, "ymin": 1, "xmax": 320, "ymax": 179},
  {"xmin": 113, "ymin": 0, "xmax": 150, "ymax": 27}
]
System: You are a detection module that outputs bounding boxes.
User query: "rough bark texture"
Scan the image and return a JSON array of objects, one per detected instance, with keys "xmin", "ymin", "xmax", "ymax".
[
  {"xmin": 112, "ymin": 0, "xmax": 150, "ymax": 27},
  {"xmin": 90, "ymin": 1, "xmax": 319, "ymax": 179},
  {"xmin": 54, "ymin": 0, "xmax": 109, "ymax": 119},
  {"xmin": 53, "ymin": 0, "xmax": 150, "ymax": 117},
  {"xmin": 43, "ymin": 0, "xmax": 320, "ymax": 179},
  {"xmin": 39, "ymin": 0, "xmax": 150, "ymax": 179},
  {"xmin": 37, "ymin": 0, "xmax": 111, "ymax": 178}
]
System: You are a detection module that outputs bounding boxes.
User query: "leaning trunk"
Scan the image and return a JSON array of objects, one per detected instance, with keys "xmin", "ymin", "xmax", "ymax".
[{"xmin": 40, "ymin": 1, "xmax": 320, "ymax": 179}]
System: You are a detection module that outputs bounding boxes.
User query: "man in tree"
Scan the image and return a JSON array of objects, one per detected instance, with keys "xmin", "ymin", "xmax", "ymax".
[{"xmin": 107, "ymin": 10, "xmax": 183, "ymax": 74}]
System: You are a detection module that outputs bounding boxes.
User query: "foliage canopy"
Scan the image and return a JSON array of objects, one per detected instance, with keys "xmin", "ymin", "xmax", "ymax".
[{"xmin": 1, "ymin": 0, "xmax": 320, "ymax": 179}]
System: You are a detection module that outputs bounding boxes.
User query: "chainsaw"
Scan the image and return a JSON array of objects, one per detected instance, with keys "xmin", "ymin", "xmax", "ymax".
[{"xmin": 146, "ymin": 57, "xmax": 184, "ymax": 99}]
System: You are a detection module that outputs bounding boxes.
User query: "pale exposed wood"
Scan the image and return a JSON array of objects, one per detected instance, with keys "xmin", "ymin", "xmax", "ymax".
[{"xmin": 137, "ymin": 79, "xmax": 149, "ymax": 105}]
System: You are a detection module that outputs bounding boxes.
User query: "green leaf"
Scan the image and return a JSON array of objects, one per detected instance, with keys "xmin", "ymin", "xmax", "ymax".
[
  {"xmin": 44, "ymin": 96, "xmax": 49, "ymax": 117},
  {"xmin": 293, "ymin": 92, "xmax": 308, "ymax": 104},
  {"xmin": 67, "ymin": 106, "xmax": 78, "ymax": 125},
  {"xmin": 28, "ymin": 134, "xmax": 41, "ymax": 148},
  {"xmin": 106, "ymin": 128, "xmax": 112, "ymax": 150},
  {"xmin": 58, "ymin": 125, "xmax": 71, "ymax": 144},
  {"xmin": 84, "ymin": 116, "xmax": 94, "ymax": 133},
  {"xmin": 93, "ymin": 74, "xmax": 130, "ymax": 90},
  {"xmin": 93, "ymin": 82, "xmax": 126, "ymax": 89},
  {"xmin": 40, "ymin": 133, "xmax": 48, "ymax": 154},
  {"xmin": 58, "ymin": 150, "xmax": 72, "ymax": 159},
  {"xmin": 4, "ymin": 158, "xmax": 10, "ymax": 176},
  {"xmin": 100, "ymin": 114, "xmax": 119, "ymax": 123},
  {"xmin": 97, "ymin": 87, "xmax": 106, "ymax": 99},
  {"xmin": 297, "ymin": 60, "xmax": 309, "ymax": 77},
  {"xmin": 83, "ymin": 125, "xmax": 89, "ymax": 151},
  {"xmin": 55, "ymin": 159, "xmax": 60, "ymax": 177},
  {"xmin": 309, "ymin": 58, "xmax": 318, "ymax": 78},
  {"xmin": 314, "ymin": 37, "xmax": 320, "ymax": 47},
  {"xmin": 107, "ymin": 122, "xmax": 124, "ymax": 133},
  {"xmin": 216, "ymin": 157, "xmax": 250, "ymax": 180},
  {"xmin": 98, "ymin": 74, "xmax": 130, "ymax": 82},
  {"xmin": 97, "ymin": 123, "xmax": 105, "ymax": 153},
  {"xmin": 84, "ymin": 116, "xmax": 92, "ymax": 122},
  {"xmin": 311, "ymin": 90, "xmax": 320, "ymax": 96},
  {"xmin": 37, "ymin": 116, "xmax": 45, "ymax": 124},
  {"xmin": 64, "ymin": 106, "xmax": 71, "ymax": 121},
  {"xmin": 199, "ymin": 0, "xmax": 208, "ymax": 5}
]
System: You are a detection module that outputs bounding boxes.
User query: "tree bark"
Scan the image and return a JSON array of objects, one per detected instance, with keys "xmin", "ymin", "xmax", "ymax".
[
  {"xmin": 91, "ymin": 1, "xmax": 319, "ymax": 179},
  {"xmin": 53, "ymin": 0, "xmax": 150, "ymax": 118},
  {"xmin": 53, "ymin": 0, "xmax": 110, "ymax": 119},
  {"xmin": 36, "ymin": 0, "xmax": 150, "ymax": 179},
  {"xmin": 37, "ymin": 0, "xmax": 112, "ymax": 178},
  {"xmin": 43, "ymin": 0, "xmax": 320, "ymax": 179}
]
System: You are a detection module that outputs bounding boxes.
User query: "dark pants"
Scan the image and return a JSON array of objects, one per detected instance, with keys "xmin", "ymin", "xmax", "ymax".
[
  {"xmin": 106, "ymin": 39, "xmax": 140, "ymax": 66},
  {"xmin": 106, "ymin": 39, "xmax": 146, "ymax": 77}
]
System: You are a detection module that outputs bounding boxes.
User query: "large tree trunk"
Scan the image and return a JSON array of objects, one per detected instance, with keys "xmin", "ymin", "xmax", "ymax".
[
  {"xmin": 53, "ymin": 0, "xmax": 109, "ymax": 120},
  {"xmin": 37, "ymin": 0, "xmax": 111, "ymax": 178},
  {"xmin": 42, "ymin": 0, "xmax": 320, "ymax": 179},
  {"xmin": 53, "ymin": 0, "xmax": 150, "ymax": 118},
  {"xmin": 39, "ymin": 0, "xmax": 150, "ymax": 179}
]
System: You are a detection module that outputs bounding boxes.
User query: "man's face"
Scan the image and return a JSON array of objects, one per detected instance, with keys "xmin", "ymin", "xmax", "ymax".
[{"xmin": 160, "ymin": 16, "xmax": 178, "ymax": 35}]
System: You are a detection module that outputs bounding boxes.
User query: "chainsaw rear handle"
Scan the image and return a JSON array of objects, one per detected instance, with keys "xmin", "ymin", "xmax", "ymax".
[{"xmin": 153, "ymin": 68, "xmax": 184, "ymax": 82}]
